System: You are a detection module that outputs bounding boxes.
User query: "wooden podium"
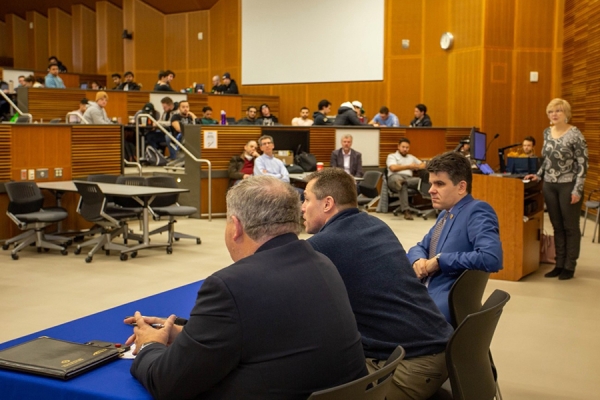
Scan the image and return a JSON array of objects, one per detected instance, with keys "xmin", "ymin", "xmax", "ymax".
[{"xmin": 472, "ymin": 175, "xmax": 544, "ymax": 281}]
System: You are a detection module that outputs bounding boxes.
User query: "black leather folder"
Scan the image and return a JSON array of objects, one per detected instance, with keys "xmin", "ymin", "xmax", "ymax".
[{"xmin": 0, "ymin": 337, "xmax": 120, "ymax": 380}]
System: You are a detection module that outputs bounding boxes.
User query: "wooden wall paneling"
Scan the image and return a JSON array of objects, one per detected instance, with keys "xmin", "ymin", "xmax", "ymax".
[
  {"xmin": 240, "ymin": 95, "xmax": 279, "ymax": 120},
  {"xmin": 10, "ymin": 125, "xmax": 72, "ymax": 180},
  {"xmin": 72, "ymin": 5, "xmax": 97, "ymax": 74},
  {"xmin": 48, "ymin": 8, "xmax": 73, "ymax": 73},
  {"xmin": 0, "ymin": 126, "xmax": 11, "ymax": 181},
  {"xmin": 266, "ymin": 85, "xmax": 305, "ymax": 125},
  {"xmin": 388, "ymin": 0, "xmax": 422, "ymax": 57},
  {"xmin": 0, "ymin": 21, "xmax": 7, "ymax": 58},
  {"xmin": 379, "ymin": 128, "xmax": 405, "ymax": 167},
  {"xmin": 26, "ymin": 11, "xmax": 49, "ymax": 71},
  {"xmin": 389, "ymin": 58, "xmax": 422, "ymax": 124},
  {"xmin": 512, "ymin": 51, "xmax": 553, "ymax": 150},
  {"xmin": 128, "ymin": 0, "xmax": 165, "ymax": 91},
  {"xmin": 403, "ymin": 129, "xmax": 449, "ymax": 159},
  {"xmin": 187, "ymin": 11, "xmax": 210, "ymax": 89},
  {"xmin": 308, "ymin": 127, "xmax": 336, "ymax": 167},
  {"xmin": 422, "ymin": 54, "xmax": 449, "ymax": 127},
  {"xmin": 206, "ymin": 95, "xmax": 242, "ymax": 120},
  {"xmin": 71, "ymin": 125, "xmax": 122, "ymax": 178},
  {"xmin": 515, "ymin": 0, "xmax": 555, "ymax": 49},
  {"xmin": 6, "ymin": 15, "xmax": 28, "ymax": 68},
  {"xmin": 200, "ymin": 177, "xmax": 229, "ymax": 214},
  {"xmin": 123, "ymin": 0, "xmax": 135, "ymax": 74},
  {"xmin": 199, "ymin": 126, "xmax": 262, "ymax": 170},
  {"xmin": 60, "ymin": 73, "xmax": 82, "ymax": 88},
  {"xmin": 165, "ymin": 13, "xmax": 189, "ymax": 88},
  {"xmin": 187, "ymin": 94, "xmax": 210, "ymax": 117},
  {"xmin": 483, "ymin": 0, "xmax": 515, "ymax": 48},
  {"xmin": 450, "ymin": 0, "xmax": 484, "ymax": 50},
  {"xmin": 447, "ymin": 49, "xmax": 483, "ymax": 127},
  {"xmin": 0, "ymin": 195, "xmax": 12, "ymax": 240},
  {"xmin": 96, "ymin": 1, "xmax": 124, "ymax": 81},
  {"xmin": 481, "ymin": 49, "xmax": 513, "ymax": 168},
  {"xmin": 209, "ymin": 0, "xmax": 240, "ymax": 85},
  {"xmin": 127, "ymin": 91, "xmax": 150, "ymax": 116},
  {"xmin": 28, "ymin": 88, "xmax": 85, "ymax": 121},
  {"xmin": 444, "ymin": 127, "xmax": 474, "ymax": 152},
  {"xmin": 551, "ymin": 0, "xmax": 565, "ymax": 98}
]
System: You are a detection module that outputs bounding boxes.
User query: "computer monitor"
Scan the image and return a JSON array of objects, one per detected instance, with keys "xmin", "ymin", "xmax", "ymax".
[
  {"xmin": 80, "ymin": 83, "xmax": 88, "ymax": 89},
  {"xmin": 506, "ymin": 157, "xmax": 539, "ymax": 174},
  {"xmin": 470, "ymin": 128, "xmax": 487, "ymax": 161}
]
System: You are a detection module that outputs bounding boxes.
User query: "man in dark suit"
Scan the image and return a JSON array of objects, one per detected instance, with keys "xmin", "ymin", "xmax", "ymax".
[
  {"xmin": 126, "ymin": 176, "xmax": 367, "ymax": 400},
  {"xmin": 330, "ymin": 134, "xmax": 364, "ymax": 177},
  {"xmin": 407, "ymin": 152, "xmax": 503, "ymax": 322}
]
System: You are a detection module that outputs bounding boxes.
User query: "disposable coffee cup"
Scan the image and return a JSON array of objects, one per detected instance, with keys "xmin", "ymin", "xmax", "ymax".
[{"xmin": 316, "ymin": 162, "xmax": 324, "ymax": 171}]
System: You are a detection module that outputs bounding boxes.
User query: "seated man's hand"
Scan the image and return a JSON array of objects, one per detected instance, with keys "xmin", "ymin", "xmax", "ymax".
[
  {"xmin": 412, "ymin": 258, "xmax": 428, "ymax": 279},
  {"xmin": 124, "ymin": 312, "xmax": 181, "ymax": 354},
  {"xmin": 424, "ymin": 257, "xmax": 440, "ymax": 275}
]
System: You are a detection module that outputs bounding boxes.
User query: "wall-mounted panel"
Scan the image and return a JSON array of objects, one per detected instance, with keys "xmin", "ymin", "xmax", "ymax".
[
  {"xmin": 448, "ymin": 49, "xmax": 482, "ymax": 127},
  {"xmin": 515, "ymin": 0, "xmax": 555, "ymax": 49},
  {"xmin": 389, "ymin": 58, "xmax": 422, "ymax": 124},
  {"xmin": 48, "ymin": 8, "xmax": 73, "ymax": 72},
  {"xmin": 422, "ymin": 54, "xmax": 448, "ymax": 126},
  {"xmin": 450, "ymin": 0, "xmax": 484, "ymax": 50},
  {"xmin": 389, "ymin": 0, "xmax": 422, "ymax": 56},
  {"xmin": 484, "ymin": 0, "xmax": 515, "ymax": 48}
]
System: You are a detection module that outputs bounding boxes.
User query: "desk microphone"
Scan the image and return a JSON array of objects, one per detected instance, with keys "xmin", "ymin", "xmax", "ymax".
[
  {"xmin": 499, "ymin": 143, "xmax": 521, "ymax": 151},
  {"xmin": 486, "ymin": 133, "xmax": 500, "ymax": 153}
]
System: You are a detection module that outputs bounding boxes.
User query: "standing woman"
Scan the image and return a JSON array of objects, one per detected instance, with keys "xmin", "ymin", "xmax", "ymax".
[{"xmin": 525, "ymin": 98, "xmax": 588, "ymax": 280}]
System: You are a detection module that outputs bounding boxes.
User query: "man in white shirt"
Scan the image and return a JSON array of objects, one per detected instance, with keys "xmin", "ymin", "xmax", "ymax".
[
  {"xmin": 386, "ymin": 138, "xmax": 426, "ymax": 220},
  {"xmin": 291, "ymin": 107, "xmax": 314, "ymax": 126},
  {"xmin": 253, "ymin": 135, "xmax": 290, "ymax": 183},
  {"xmin": 330, "ymin": 135, "xmax": 363, "ymax": 177}
]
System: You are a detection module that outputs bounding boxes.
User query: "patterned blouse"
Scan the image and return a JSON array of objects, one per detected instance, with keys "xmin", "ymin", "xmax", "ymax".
[{"xmin": 536, "ymin": 126, "xmax": 588, "ymax": 197}]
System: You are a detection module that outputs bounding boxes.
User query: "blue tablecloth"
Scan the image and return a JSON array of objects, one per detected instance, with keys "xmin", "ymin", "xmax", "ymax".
[{"xmin": 0, "ymin": 280, "xmax": 204, "ymax": 400}]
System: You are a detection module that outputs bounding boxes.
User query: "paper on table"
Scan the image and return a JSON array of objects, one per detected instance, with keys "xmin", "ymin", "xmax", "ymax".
[{"xmin": 120, "ymin": 343, "xmax": 136, "ymax": 359}]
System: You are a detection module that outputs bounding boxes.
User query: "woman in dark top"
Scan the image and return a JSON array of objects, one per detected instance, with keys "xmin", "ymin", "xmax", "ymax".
[{"xmin": 525, "ymin": 98, "xmax": 588, "ymax": 280}]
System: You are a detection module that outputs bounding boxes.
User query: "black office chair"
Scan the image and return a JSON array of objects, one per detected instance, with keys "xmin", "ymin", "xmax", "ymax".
[
  {"xmin": 357, "ymin": 171, "xmax": 383, "ymax": 211},
  {"xmin": 307, "ymin": 346, "xmax": 406, "ymax": 400},
  {"xmin": 384, "ymin": 168, "xmax": 422, "ymax": 217},
  {"xmin": 416, "ymin": 169, "xmax": 437, "ymax": 220},
  {"xmin": 442, "ymin": 290, "xmax": 510, "ymax": 400},
  {"xmin": 113, "ymin": 175, "xmax": 146, "ymax": 243},
  {"xmin": 581, "ymin": 188, "xmax": 600, "ymax": 242},
  {"xmin": 146, "ymin": 175, "xmax": 201, "ymax": 250},
  {"xmin": 3, "ymin": 182, "xmax": 69, "ymax": 260},
  {"xmin": 73, "ymin": 181, "xmax": 139, "ymax": 263},
  {"xmin": 448, "ymin": 270, "xmax": 491, "ymax": 329}
]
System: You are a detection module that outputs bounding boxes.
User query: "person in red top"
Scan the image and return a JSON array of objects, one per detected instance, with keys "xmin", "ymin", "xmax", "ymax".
[{"xmin": 228, "ymin": 140, "xmax": 259, "ymax": 185}]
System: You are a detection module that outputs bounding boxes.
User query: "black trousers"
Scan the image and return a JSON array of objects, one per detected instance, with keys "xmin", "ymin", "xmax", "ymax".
[{"xmin": 543, "ymin": 182, "xmax": 583, "ymax": 271}]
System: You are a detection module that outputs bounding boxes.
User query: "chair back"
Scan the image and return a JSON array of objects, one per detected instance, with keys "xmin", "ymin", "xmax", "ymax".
[
  {"xmin": 74, "ymin": 181, "xmax": 107, "ymax": 221},
  {"xmin": 5, "ymin": 182, "xmax": 44, "ymax": 214},
  {"xmin": 446, "ymin": 290, "xmax": 510, "ymax": 400},
  {"xmin": 358, "ymin": 171, "xmax": 382, "ymax": 199},
  {"xmin": 114, "ymin": 176, "xmax": 147, "ymax": 208},
  {"xmin": 448, "ymin": 270, "xmax": 490, "ymax": 329},
  {"xmin": 145, "ymin": 176, "xmax": 179, "ymax": 207},
  {"xmin": 308, "ymin": 346, "xmax": 405, "ymax": 400},
  {"xmin": 88, "ymin": 175, "xmax": 119, "ymax": 203}
]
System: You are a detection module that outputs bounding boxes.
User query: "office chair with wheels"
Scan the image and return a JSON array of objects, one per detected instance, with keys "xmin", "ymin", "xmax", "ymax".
[
  {"xmin": 307, "ymin": 346, "xmax": 406, "ymax": 400},
  {"xmin": 357, "ymin": 171, "xmax": 383, "ymax": 211},
  {"xmin": 145, "ymin": 176, "xmax": 201, "ymax": 251},
  {"xmin": 581, "ymin": 188, "xmax": 599, "ymax": 243},
  {"xmin": 73, "ymin": 182, "xmax": 139, "ymax": 263},
  {"xmin": 416, "ymin": 170, "xmax": 438, "ymax": 220},
  {"xmin": 3, "ymin": 182, "xmax": 69, "ymax": 260},
  {"xmin": 443, "ymin": 290, "xmax": 510, "ymax": 400},
  {"xmin": 113, "ymin": 175, "xmax": 147, "ymax": 243}
]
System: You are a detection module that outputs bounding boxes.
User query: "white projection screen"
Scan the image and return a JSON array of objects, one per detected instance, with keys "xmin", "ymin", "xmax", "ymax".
[{"xmin": 241, "ymin": 0, "xmax": 384, "ymax": 85}]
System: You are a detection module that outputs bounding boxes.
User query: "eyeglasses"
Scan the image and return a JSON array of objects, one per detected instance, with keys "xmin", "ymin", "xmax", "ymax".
[{"xmin": 261, "ymin": 141, "xmax": 273, "ymax": 146}]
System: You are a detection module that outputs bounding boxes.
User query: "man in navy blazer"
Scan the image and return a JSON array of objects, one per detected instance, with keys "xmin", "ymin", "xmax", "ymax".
[
  {"xmin": 126, "ymin": 176, "xmax": 367, "ymax": 399},
  {"xmin": 330, "ymin": 134, "xmax": 364, "ymax": 177},
  {"xmin": 407, "ymin": 152, "xmax": 503, "ymax": 322}
]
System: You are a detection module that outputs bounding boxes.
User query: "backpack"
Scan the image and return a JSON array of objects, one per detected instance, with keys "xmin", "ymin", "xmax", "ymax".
[
  {"xmin": 146, "ymin": 146, "xmax": 168, "ymax": 166},
  {"xmin": 295, "ymin": 151, "xmax": 317, "ymax": 172}
]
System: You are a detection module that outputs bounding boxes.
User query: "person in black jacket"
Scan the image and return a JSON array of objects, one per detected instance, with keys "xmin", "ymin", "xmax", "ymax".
[
  {"xmin": 335, "ymin": 101, "xmax": 364, "ymax": 125},
  {"xmin": 256, "ymin": 103, "xmax": 279, "ymax": 125},
  {"xmin": 410, "ymin": 103, "xmax": 433, "ymax": 127},
  {"xmin": 48, "ymin": 56, "xmax": 67, "ymax": 73},
  {"xmin": 117, "ymin": 71, "xmax": 142, "ymax": 91},
  {"xmin": 154, "ymin": 70, "xmax": 174, "ymax": 92},
  {"xmin": 313, "ymin": 99, "xmax": 334, "ymax": 125},
  {"xmin": 220, "ymin": 72, "xmax": 239, "ymax": 94},
  {"xmin": 236, "ymin": 106, "xmax": 258, "ymax": 125},
  {"xmin": 125, "ymin": 176, "xmax": 368, "ymax": 400}
]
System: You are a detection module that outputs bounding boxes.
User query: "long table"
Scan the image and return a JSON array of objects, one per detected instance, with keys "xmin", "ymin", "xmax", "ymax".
[
  {"xmin": 37, "ymin": 181, "xmax": 189, "ymax": 257},
  {"xmin": 0, "ymin": 280, "xmax": 203, "ymax": 400}
]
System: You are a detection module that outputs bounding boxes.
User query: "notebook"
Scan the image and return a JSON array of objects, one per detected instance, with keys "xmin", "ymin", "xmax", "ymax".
[{"xmin": 0, "ymin": 337, "xmax": 120, "ymax": 380}]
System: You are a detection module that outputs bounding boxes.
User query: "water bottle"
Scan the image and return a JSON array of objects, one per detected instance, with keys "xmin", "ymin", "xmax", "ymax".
[{"xmin": 221, "ymin": 110, "xmax": 226, "ymax": 125}]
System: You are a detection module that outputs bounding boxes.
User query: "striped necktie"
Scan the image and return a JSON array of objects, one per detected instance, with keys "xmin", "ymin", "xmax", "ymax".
[{"xmin": 429, "ymin": 212, "xmax": 450, "ymax": 259}]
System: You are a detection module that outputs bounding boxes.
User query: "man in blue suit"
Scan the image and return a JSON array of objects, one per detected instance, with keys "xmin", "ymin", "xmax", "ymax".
[{"xmin": 407, "ymin": 151, "xmax": 503, "ymax": 322}]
